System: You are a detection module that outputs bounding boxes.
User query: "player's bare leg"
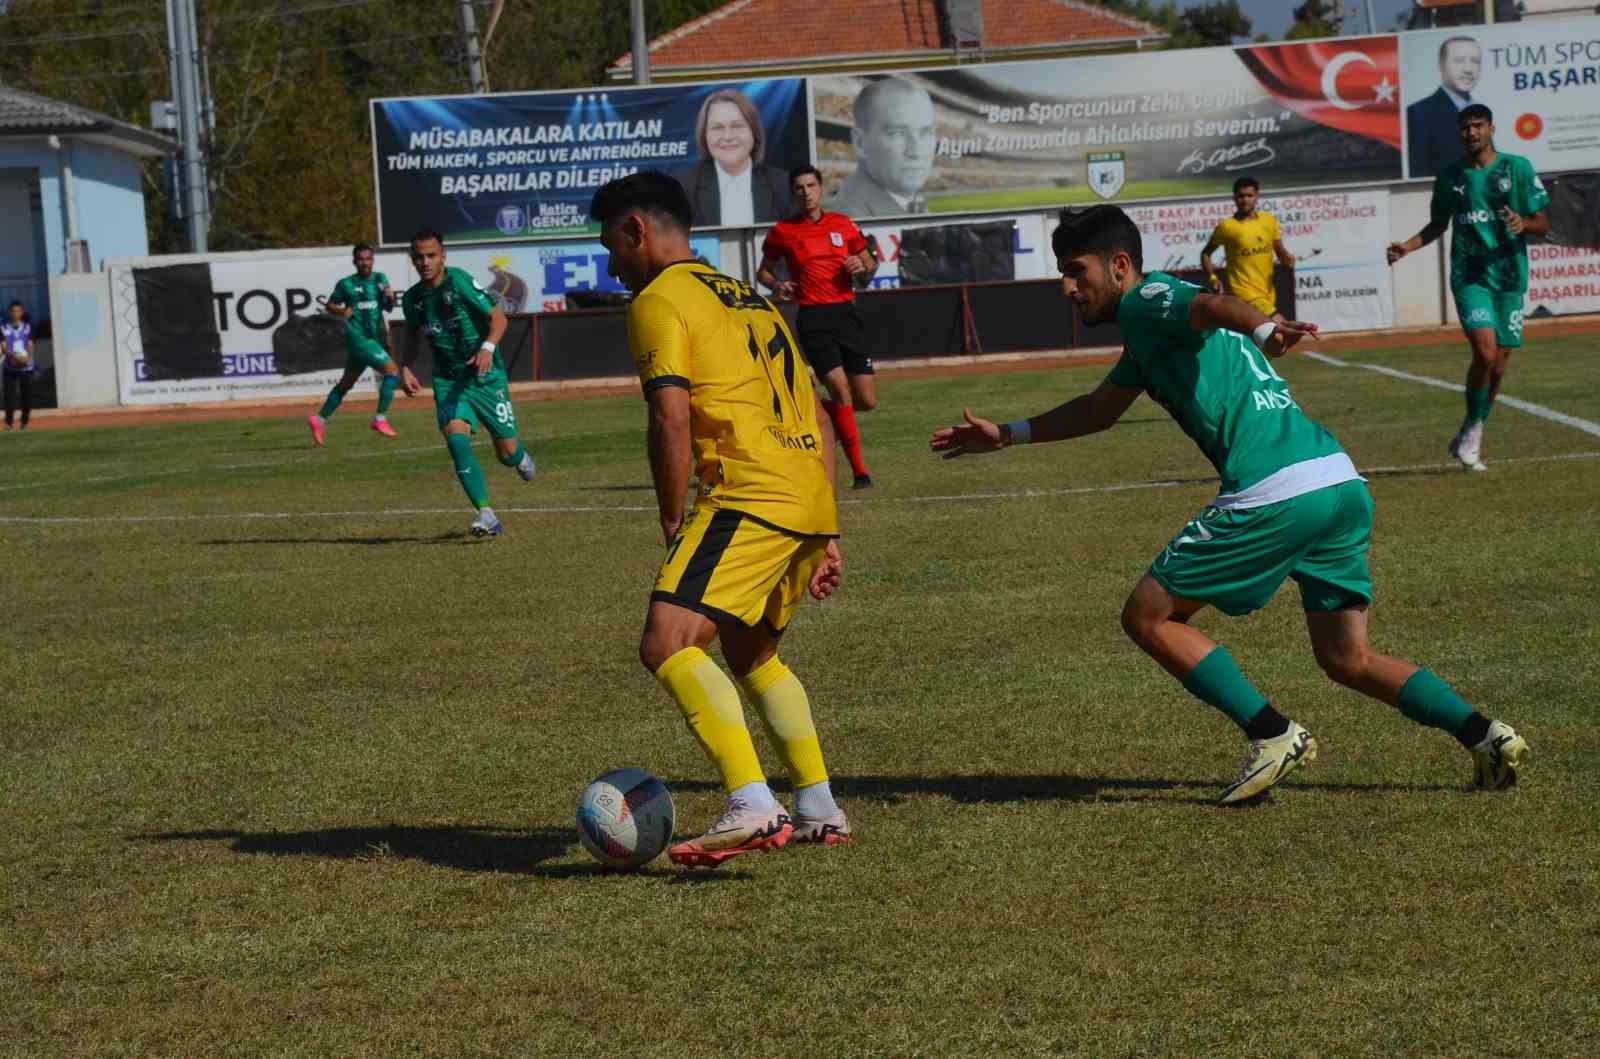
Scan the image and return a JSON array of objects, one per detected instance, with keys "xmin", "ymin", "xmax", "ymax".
[
  {"xmin": 1122, "ymin": 575, "xmax": 1315, "ymax": 803},
  {"xmin": 641, "ymin": 603, "xmax": 792, "ymax": 866},
  {"xmin": 723, "ymin": 619, "xmax": 849, "ymax": 846},
  {"xmin": 1305, "ymin": 606, "xmax": 1527, "ymax": 789},
  {"xmin": 819, "ymin": 365, "xmax": 873, "ymax": 489}
]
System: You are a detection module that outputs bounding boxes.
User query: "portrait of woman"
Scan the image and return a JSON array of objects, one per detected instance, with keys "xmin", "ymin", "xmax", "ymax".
[{"xmin": 672, "ymin": 88, "xmax": 793, "ymax": 228}]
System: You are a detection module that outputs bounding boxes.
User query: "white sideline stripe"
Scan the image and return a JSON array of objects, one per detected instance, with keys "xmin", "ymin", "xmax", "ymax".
[
  {"xmin": 0, "ymin": 444, "xmax": 446, "ymax": 493},
  {"xmin": 4, "ymin": 450, "xmax": 1598, "ymax": 526},
  {"xmin": 1302, "ymin": 350, "xmax": 1600, "ymax": 439}
]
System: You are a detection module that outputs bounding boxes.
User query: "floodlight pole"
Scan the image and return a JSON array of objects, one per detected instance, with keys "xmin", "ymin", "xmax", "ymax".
[
  {"xmin": 630, "ymin": 0, "xmax": 651, "ymax": 85},
  {"xmin": 460, "ymin": 0, "xmax": 488, "ymax": 93},
  {"xmin": 169, "ymin": 0, "xmax": 209, "ymax": 252}
]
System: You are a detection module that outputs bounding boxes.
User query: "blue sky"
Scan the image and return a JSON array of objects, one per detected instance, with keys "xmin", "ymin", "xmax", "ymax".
[{"xmin": 1177, "ymin": 0, "xmax": 1417, "ymax": 38}]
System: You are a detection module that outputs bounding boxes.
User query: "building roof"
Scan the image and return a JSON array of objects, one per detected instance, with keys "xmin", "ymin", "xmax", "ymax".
[
  {"xmin": 0, "ymin": 85, "xmax": 177, "ymax": 157},
  {"xmin": 609, "ymin": 0, "xmax": 1166, "ymax": 81}
]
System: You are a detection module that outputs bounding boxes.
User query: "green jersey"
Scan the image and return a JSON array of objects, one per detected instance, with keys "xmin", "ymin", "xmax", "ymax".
[
  {"xmin": 1431, "ymin": 152, "xmax": 1549, "ymax": 294},
  {"xmin": 402, "ymin": 266, "xmax": 505, "ymax": 382},
  {"xmin": 329, "ymin": 271, "xmax": 392, "ymax": 347},
  {"xmin": 1109, "ymin": 272, "xmax": 1352, "ymax": 505}
]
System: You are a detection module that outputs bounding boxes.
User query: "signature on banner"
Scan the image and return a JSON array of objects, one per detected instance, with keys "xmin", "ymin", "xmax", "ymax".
[{"xmin": 1177, "ymin": 136, "xmax": 1277, "ymax": 175}]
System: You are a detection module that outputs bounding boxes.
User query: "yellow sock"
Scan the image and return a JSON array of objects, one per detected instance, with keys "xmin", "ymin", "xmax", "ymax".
[
  {"xmin": 655, "ymin": 647, "xmax": 764, "ymax": 793},
  {"xmin": 738, "ymin": 655, "xmax": 828, "ymax": 789}
]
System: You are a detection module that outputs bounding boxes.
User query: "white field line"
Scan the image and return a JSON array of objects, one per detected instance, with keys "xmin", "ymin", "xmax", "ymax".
[
  {"xmin": 3, "ymin": 450, "xmax": 1598, "ymax": 527},
  {"xmin": 1301, "ymin": 350, "xmax": 1600, "ymax": 438}
]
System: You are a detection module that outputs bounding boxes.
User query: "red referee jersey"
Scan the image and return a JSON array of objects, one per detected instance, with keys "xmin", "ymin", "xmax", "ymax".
[{"xmin": 761, "ymin": 211, "xmax": 868, "ymax": 306}]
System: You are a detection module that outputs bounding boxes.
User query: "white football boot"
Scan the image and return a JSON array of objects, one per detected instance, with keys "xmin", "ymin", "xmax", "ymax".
[
  {"xmin": 1470, "ymin": 720, "xmax": 1529, "ymax": 791},
  {"xmin": 1219, "ymin": 721, "xmax": 1317, "ymax": 804},
  {"xmin": 1455, "ymin": 422, "xmax": 1488, "ymax": 472}
]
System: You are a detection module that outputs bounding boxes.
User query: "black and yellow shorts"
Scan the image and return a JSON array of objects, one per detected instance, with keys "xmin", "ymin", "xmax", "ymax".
[{"xmin": 652, "ymin": 506, "xmax": 832, "ymax": 633}]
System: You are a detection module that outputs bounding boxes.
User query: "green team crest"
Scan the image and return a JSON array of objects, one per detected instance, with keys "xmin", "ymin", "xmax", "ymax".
[{"xmin": 1088, "ymin": 151, "xmax": 1126, "ymax": 199}]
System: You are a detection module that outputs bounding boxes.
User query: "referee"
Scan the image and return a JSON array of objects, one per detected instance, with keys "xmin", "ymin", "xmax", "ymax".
[{"xmin": 757, "ymin": 165, "xmax": 880, "ymax": 489}]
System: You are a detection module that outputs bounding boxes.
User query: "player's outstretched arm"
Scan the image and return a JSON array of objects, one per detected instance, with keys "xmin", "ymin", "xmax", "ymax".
[
  {"xmin": 1200, "ymin": 237, "xmax": 1222, "ymax": 291},
  {"xmin": 1387, "ymin": 217, "xmax": 1448, "ymax": 265},
  {"xmin": 646, "ymin": 385, "xmax": 694, "ymax": 545},
  {"xmin": 930, "ymin": 381, "xmax": 1141, "ymax": 458},
  {"xmin": 1190, "ymin": 292, "xmax": 1318, "ymax": 357},
  {"xmin": 1273, "ymin": 238, "xmax": 1295, "ymax": 267}
]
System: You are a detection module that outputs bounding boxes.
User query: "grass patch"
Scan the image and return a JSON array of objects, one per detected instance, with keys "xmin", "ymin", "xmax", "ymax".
[{"xmin": 2, "ymin": 335, "xmax": 1598, "ymax": 1056}]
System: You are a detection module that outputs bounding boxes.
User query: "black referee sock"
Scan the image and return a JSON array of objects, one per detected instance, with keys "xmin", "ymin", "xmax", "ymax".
[{"xmin": 1244, "ymin": 703, "xmax": 1293, "ymax": 742}]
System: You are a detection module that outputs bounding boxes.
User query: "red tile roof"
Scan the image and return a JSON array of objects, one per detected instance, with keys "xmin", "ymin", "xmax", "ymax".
[{"xmin": 611, "ymin": 0, "xmax": 1165, "ymax": 76}]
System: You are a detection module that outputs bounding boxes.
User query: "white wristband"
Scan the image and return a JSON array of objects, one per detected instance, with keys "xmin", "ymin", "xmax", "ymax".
[
  {"xmin": 479, "ymin": 341, "xmax": 497, "ymax": 353},
  {"xmin": 1251, "ymin": 322, "xmax": 1277, "ymax": 348},
  {"xmin": 1005, "ymin": 419, "xmax": 1032, "ymax": 446}
]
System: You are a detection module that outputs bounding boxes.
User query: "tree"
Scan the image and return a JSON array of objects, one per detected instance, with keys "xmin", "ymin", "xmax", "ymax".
[
  {"xmin": 1287, "ymin": 0, "xmax": 1344, "ymax": 40},
  {"xmin": 0, "ymin": 0, "xmax": 729, "ymax": 253},
  {"xmin": 1168, "ymin": 1, "xmax": 1251, "ymax": 49}
]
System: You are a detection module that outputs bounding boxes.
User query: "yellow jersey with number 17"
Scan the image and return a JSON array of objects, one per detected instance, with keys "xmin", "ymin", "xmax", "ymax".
[
  {"xmin": 1208, "ymin": 211, "xmax": 1281, "ymax": 315},
  {"xmin": 627, "ymin": 260, "xmax": 838, "ymax": 537}
]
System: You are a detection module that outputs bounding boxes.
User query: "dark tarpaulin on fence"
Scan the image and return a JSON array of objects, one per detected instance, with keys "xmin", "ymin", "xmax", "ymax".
[
  {"xmin": 133, "ymin": 264, "xmax": 223, "ymax": 380},
  {"xmin": 271, "ymin": 314, "xmax": 348, "ymax": 375},
  {"xmin": 1544, "ymin": 173, "xmax": 1600, "ymax": 250},
  {"xmin": 897, "ymin": 222, "xmax": 1017, "ymax": 286}
]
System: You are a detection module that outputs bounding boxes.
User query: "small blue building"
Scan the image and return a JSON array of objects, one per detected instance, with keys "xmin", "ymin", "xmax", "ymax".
[{"xmin": 0, "ymin": 85, "xmax": 177, "ymax": 321}]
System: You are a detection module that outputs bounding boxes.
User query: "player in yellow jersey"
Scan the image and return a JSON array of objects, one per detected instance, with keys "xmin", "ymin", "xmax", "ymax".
[
  {"xmin": 590, "ymin": 171, "xmax": 851, "ymax": 867},
  {"xmin": 1201, "ymin": 177, "xmax": 1295, "ymax": 319}
]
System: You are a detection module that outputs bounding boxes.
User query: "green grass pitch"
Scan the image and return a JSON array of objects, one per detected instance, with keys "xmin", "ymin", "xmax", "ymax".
[{"xmin": 2, "ymin": 333, "xmax": 1598, "ymax": 1056}]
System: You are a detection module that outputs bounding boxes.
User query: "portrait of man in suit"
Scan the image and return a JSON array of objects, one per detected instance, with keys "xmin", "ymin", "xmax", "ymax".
[
  {"xmin": 828, "ymin": 77, "xmax": 937, "ymax": 219},
  {"xmin": 1407, "ymin": 36, "xmax": 1482, "ymax": 179},
  {"xmin": 670, "ymin": 88, "xmax": 793, "ymax": 228}
]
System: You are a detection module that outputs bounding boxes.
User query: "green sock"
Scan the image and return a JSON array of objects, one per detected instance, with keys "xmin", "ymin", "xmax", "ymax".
[
  {"xmin": 445, "ymin": 433, "xmax": 489, "ymax": 508},
  {"xmin": 1466, "ymin": 386, "xmax": 1492, "ymax": 424},
  {"xmin": 318, "ymin": 387, "xmax": 344, "ymax": 420},
  {"xmin": 376, "ymin": 374, "xmax": 399, "ymax": 415},
  {"xmin": 1396, "ymin": 668, "xmax": 1474, "ymax": 737},
  {"xmin": 497, "ymin": 441, "xmax": 528, "ymax": 468},
  {"xmin": 1182, "ymin": 646, "xmax": 1269, "ymax": 731}
]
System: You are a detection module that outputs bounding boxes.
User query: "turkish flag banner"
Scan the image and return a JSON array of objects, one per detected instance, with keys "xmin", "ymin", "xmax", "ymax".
[{"xmin": 1237, "ymin": 39, "xmax": 1402, "ymax": 150}]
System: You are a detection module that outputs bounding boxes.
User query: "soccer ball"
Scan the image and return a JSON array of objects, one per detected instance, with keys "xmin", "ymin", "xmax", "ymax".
[{"xmin": 575, "ymin": 768, "xmax": 675, "ymax": 870}]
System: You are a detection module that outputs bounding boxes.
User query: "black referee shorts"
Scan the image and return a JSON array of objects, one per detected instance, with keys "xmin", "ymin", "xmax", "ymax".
[{"xmin": 796, "ymin": 302, "xmax": 873, "ymax": 378}]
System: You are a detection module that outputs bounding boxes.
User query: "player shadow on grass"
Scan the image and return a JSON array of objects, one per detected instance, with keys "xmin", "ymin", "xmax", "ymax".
[
  {"xmin": 131, "ymin": 825, "xmax": 750, "ymax": 881},
  {"xmin": 200, "ymin": 533, "xmax": 472, "ymax": 547},
  {"xmin": 667, "ymin": 773, "xmax": 1459, "ymax": 807}
]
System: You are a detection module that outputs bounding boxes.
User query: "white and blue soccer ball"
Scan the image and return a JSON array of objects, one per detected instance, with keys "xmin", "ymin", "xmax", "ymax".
[{"xmin": 575, "ymin": 768, "xmax": 675, "ymax": 870}]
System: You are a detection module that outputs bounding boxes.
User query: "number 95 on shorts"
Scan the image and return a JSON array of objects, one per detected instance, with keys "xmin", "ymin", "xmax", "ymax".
[{"xmin": 435, "ymin": 377, "xmax": 520, "ymax": 438}]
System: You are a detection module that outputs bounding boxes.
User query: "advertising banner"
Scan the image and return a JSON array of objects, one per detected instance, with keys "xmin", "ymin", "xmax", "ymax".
[
  {"xmin": 110, "ymin": 249, "xmax": 409, "ymax": 405},
  {"xmin": 812, "ymin": 36, "xmax": 1401, "ymax": 223},
  {"xmin": 1401, "ymin": 18, "xmax": 1600, "ymax": 180},
  {"xmin": 1526, "ymin": 242, "xmax": 1600, "ymax": 317},
  {"xmin": 439, "ymin": 234, "xmax": 719, "ymax": 314},
  {"xmin": 1122, "ymin": 189, "xmax": 1395, "ymax": 332},
  {"xmin": 371, "ymin": 79, "xmax": 811, "ymax": 245}
]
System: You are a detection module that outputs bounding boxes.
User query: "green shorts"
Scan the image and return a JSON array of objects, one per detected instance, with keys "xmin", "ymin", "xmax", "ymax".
[
  {"xmin": 344, "ymin": 335, "xmax": 392, "ymax": 373},
  {"xmin": 434, "ymin": 373, "xmax": 519, "ymax": 439},
  {"xmin": 1150, "ymin": 479, "xmax": 1375, "ymax": 617},
  {"xmin": 1453, "ymin": 285, "xmax": 1525, "ymax": 348}
]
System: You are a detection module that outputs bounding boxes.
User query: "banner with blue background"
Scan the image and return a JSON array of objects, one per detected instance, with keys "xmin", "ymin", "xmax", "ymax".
[{"xmin": 371, "ymin": 78, "xmax": 810, "ymax": 244}]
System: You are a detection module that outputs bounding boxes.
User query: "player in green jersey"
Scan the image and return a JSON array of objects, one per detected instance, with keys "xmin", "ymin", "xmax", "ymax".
[
  {"xmin": 400, "ymin": 229, "xmax": 535, "ymax": 538},
  {"xmin": 308, "ymin": 244, "xmax": 404, "ymax": 445},
  {"xmin": 1388, "ymin": 103, "xmax": 1550, "ymax": 471},
  {"xmin": 932, "ymin": 205, "xmax": 1528, "ymax": 802}
]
